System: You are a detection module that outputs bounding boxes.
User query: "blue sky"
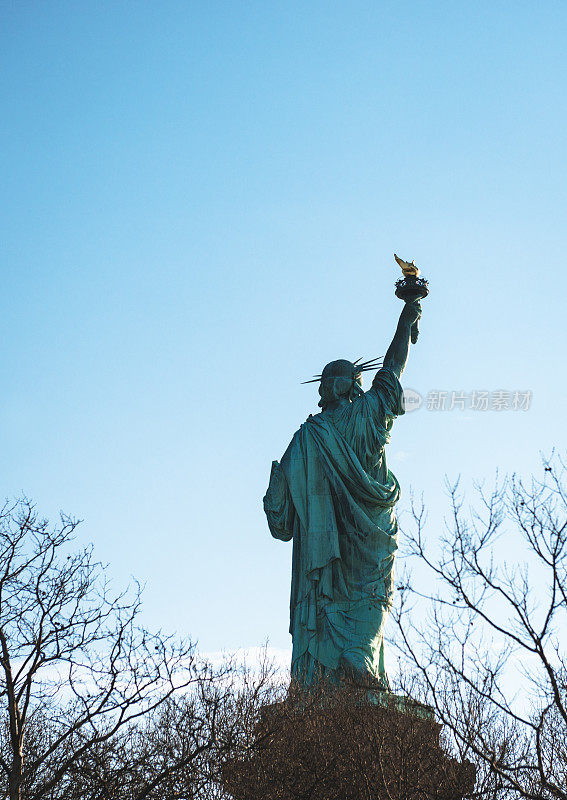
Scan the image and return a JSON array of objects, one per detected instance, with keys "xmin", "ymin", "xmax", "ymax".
[{"xmin": 1, "ymin": 1, "xmax": 565, "ymax": 658}]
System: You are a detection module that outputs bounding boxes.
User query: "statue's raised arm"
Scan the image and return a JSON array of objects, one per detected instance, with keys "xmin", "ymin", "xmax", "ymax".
[{"xmin": 383, "ymin": 297, "xmax": 422, "ymax": 378}]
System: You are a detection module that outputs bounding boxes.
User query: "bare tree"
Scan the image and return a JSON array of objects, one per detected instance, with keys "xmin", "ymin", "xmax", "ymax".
[
  {"xmin": 68, "ymin": 648, "xmax": 285, "ymax": 800},
  {"xmin": 391, "ymin": 455, "xmax": 567, "ymax": 800},
  {"xmin": 221, "ymin": 677, "xmax": 475, "ymax": 800},
  {"xmin": 0, "ymin": 499, "xmax": 222, "ymax": 800}
]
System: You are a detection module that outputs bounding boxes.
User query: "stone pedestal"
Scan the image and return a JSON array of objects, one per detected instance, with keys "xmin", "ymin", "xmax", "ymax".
[{"xmin": 223, "ymin": 691, "xmax": 475, "ymax": 800}]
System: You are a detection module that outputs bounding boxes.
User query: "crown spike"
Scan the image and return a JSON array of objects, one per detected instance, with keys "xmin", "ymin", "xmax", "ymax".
[{"xmin": 359, "ymin": 355, "xmax": 383, "ymax": 366}]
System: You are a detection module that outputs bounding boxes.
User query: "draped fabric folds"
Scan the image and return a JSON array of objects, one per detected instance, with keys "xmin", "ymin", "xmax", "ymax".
[{"xmin": 264, "ymin": 369, "xmax": 405, "ymax": 687}]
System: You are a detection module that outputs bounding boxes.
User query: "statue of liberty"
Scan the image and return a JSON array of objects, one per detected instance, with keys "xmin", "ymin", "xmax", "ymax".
[{"xmin": 263, "ymin": 256, "xmax": 424, "ymax": 690}]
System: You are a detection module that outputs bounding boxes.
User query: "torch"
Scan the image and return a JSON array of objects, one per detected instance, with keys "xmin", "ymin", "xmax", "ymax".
[{"xmin": 394, "ymin": 254, "xmax": 429, "ymax": 344}]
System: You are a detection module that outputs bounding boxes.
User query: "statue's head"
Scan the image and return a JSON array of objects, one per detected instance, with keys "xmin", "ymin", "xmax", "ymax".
[
  {"xmin": 302, "ymin": 357, "xmax": 382, "ymax": 410},
  {"xmin": 318, "ymin": 359, "xmax": 364, "ymax": 410}
]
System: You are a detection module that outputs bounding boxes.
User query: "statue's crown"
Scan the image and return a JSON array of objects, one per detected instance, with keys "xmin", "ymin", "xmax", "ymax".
[{"xmin": 301, "ymin": 357, "xmax": 382, "ymax": 384}]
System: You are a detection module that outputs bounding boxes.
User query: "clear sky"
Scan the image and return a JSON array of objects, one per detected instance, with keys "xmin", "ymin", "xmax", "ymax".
[{"xmin": 1, "ymin": 1, "xmax": 565, "ymax": 659}]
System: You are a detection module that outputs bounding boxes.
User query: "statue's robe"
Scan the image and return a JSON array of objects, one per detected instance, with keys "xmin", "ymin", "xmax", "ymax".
[{"xmin": 263, "ymin": 369, "xmax": 404, "ymax": 687}]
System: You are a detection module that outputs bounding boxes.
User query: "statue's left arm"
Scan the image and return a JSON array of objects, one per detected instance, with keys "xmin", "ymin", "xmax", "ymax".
[
  {"xmin": 263, "ymin": 460, "xmax": 295, "ymax": 542},
  {"xmin": 383, "ymin": 299, "xmax": 422, "ymax": 378}
]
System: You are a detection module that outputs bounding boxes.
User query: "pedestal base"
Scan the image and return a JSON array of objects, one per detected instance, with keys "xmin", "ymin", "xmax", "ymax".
[{"xmin": 223, "ymin": 691, "xmax": 475, "ymax": 800}]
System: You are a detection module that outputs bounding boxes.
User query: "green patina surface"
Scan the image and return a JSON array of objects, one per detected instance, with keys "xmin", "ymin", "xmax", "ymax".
[
  {"xmin": 264, "ymin": 286, "xmax": 424, "ymax": 693},
  {"xmin": 264, "ymin": 366, "xmax": 405, "ymax": 689}
]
